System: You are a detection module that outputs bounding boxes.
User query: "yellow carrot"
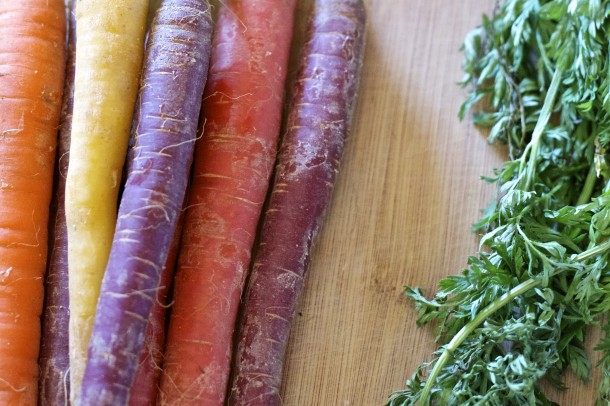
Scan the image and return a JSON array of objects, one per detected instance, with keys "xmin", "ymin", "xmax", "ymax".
[{"xmin": 64, "ymin": 1, "xmax": 149, "ymax": 403}]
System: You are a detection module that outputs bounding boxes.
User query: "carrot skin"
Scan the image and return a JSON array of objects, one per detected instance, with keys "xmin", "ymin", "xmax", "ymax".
[
  {"xmin": 66, "ymin": 2, "xmax": 149, "ymax": 401},
  {"xmin": 158, "ymin": 1, "xmax": 297, "ymax": 404},
  {"xmin": 0, "ymin": 0, "xmax": 66, "ymax": 403},
  {"xmin": 128, "ymin": 212, "xmax": 185, "ymax": 406},
  {"xmin": 38, "ymin": 2, "xmax": 76, "ymax": 404},
  {"xmin": 80, "ymin": 1, "xmax": 213, "ymax": 404},
  {"xmin": 228, "ymin": 1, "xmax": 366, "ymax": 404}
]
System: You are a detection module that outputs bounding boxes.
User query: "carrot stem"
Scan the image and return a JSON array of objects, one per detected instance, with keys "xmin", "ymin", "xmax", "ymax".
[{"xmin": 416, "ymin": 279, "xmax": 541, "ymax": 406}]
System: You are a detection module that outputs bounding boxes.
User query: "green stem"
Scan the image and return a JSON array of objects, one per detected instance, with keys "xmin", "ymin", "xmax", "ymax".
[
  {"xmin": 417, "ymin": 278, "xmax": 540, "ymax": 406},
  {"xmin": 574, "ymin": 239, "xmax": 610, "ymax": 262},
  {"xmin": 576, "ymin": 163, "xmax": 597, "ymax": 206},
  {"xmin": 523, "ymin": 68, "xmax": 563, "ymax": 190},
  {"xmin": 536, "ymin": 32, "xmax": 554, "ymax": 78},
  {"xmin": 418, "ymin": 239, "xmax": 610, "ymax": 405}
]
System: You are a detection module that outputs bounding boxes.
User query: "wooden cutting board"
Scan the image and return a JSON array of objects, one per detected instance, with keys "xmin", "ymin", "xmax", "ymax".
[{"xmin": 280, "ymin": 1, "xmax": 600, "ymax": 404}]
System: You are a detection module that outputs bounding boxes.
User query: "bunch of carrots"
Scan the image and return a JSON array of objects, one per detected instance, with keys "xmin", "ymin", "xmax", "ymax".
[{"xmin": 0, "ymin": 0, "xmax": 365, "ymax": 404}]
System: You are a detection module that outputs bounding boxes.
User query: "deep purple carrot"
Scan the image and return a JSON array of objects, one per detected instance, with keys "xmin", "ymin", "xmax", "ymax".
[
  {"xmin": 79, "ymin": 1, "xmax": 213, "ymax": 404},
  {"xmin": 128, "ymin": 210, "xmax": 185, "ymax": 405},
  {"xmin": 38, "ymin": 1, "xmax": 76, "ymax": 404},
  {"xmin": 228, "ymin": 0, "xmax": 366, "ymax": 404}
]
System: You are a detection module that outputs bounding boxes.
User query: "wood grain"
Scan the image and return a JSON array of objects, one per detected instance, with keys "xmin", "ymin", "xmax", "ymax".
[{"xmin": 280, "ymin": 0, "xmax": 601, "ymax": 404}]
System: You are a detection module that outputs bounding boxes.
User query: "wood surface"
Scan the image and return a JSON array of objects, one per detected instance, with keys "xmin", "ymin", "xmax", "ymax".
[{"xmin": 280, "ymin": 0, "xmax": 601, "ymax": 404}]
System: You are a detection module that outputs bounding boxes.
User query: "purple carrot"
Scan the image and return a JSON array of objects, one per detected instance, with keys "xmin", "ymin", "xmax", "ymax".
[
  {"xmin": 38, "ymin": 1, "xmax": 76, "ymax": 404},
  {"xmin": 128, "ymin": 210, "xmax": 185, "ymax": 405},
  {"xmin": 228, "ymin": 0, "xmax": 366, "ymax": 404},
  {"xmin": 79, "ymin": 1, "xmax": 213, "ymax": 404}
]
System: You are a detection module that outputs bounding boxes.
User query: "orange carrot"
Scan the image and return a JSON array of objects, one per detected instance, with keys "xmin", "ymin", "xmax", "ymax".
[
  {"xmin": 0, "ymin": 0, "xmax": 66, "ymax": 403},
  {"xmin": 159, "ymin": 0, "xmax": 297, "ymax": 404}
]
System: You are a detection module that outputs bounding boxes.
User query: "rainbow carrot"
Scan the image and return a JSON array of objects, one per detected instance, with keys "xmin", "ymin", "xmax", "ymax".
[
  {"xmin": 38, "ymin": 1, "xmax": 76, "ymax": 404},
  {"xmin": 159, "ymin": 0, "xmax": 298, "ymax": 404},
  {"xmin": 80, "ymin": 1, "xmax": 213, "ymax": 404},
  {"xmin": 0, "ymin": 0, "xmax": 66, "ymax": 403},
  {"xmin": 64, "ymin": 1, "xmax": 149, "ymax": 402},
  {"xmin": 228, "ymin": 0, "xmax": 366, "ymax": 404},
  {"xmin": 128, "ymin": 221, "xmax": 183, "ymax": 405}
]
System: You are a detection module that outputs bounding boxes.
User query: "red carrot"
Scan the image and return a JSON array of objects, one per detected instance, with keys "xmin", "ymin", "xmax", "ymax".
[
  {"xmin": 159, "ymin": 1, "xmax": 297, "ymax": 404},
  {"xmin": 227, "ymin": 0, "xmax": 366, "ymax": 404},
  {"xmin": 38, "ymin": 2, "xmax": 76, "ymax": 404},
  {"xmin": 79, "ymin": 1, "xmax": 213, "ymax": 404}
]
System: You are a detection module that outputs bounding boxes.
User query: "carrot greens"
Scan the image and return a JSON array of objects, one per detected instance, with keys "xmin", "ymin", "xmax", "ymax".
[{"xmin": 389, "ymin": 1, "xmax": 610, "ymax": 405}]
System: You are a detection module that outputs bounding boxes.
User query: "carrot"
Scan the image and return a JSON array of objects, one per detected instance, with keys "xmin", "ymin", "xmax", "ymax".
[
  {"xmin": 38, "ymin": 2, "xmax": 76, "ymax": 404},
  {"xmin": 158, "ymin": 0, "xmax": 298, "ymax": 404},
  {"xmin": 0, "ymin": 0, "xmax": 66, "ymax": 403},
  {"xmin": 64, "ymin": 1, "xmax": 148, "ymax": 403},
  {"xmin": 227, "ymin": 0, "xmax": 366, "ymax": 404},
  {"xmin": 127, "ymin": 12, "xmax": 191, "ymax": 403},
  {"xmin": 79, "ymin": 1, "xmax": 213, "ymax": 404},
  {"xmin": 128, "ymin": 219, "xmax": 183, "ymax": 406}
]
